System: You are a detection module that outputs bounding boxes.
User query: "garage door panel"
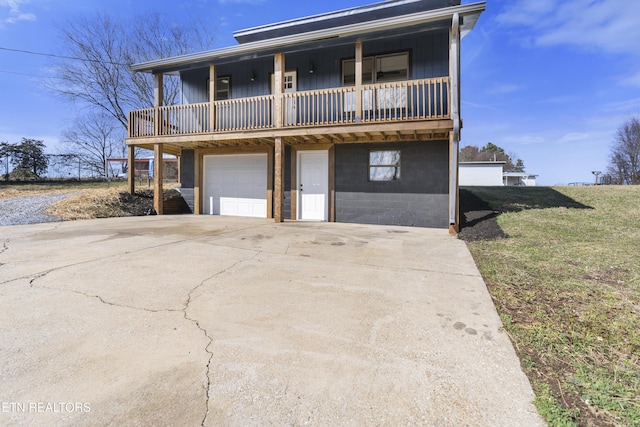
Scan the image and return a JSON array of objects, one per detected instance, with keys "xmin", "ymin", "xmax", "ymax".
[{"xmin": 204, "ymin": 154, "xmax": 268, "ymax": 218}]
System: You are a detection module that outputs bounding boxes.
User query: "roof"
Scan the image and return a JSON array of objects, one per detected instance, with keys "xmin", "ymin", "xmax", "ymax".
[
  {"xmin": 459, "ymin": 161, "xmax": 507, "ymax": 165},
  {"xmin": 233, "ymin": 0, "xmax": 460, "ymax": 43},
  {"xmin": 132, "ymin": 1, "xmax": 485, "ymax": 74},
  {"xmin": 503, "ymin": 172, "xmax": 538, "ymax": 177}
]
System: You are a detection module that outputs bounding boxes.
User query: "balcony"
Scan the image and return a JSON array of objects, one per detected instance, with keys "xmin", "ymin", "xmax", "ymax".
[{"xmin": 128, "ymin": 77, "xmax": 451, "ymax": 144}]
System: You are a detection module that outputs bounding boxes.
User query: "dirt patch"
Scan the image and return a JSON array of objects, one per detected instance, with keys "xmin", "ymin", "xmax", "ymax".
[
  {"xmin": 457, "ymin": 189, "xmax": 506, "ymax": 242},
  {"xmin": 47, "ymin": 188, "xmax": 186, "ymax": 221}
]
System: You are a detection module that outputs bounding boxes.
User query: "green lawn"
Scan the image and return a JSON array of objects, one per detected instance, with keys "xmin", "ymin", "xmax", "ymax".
[{"xmin": 463, "ymin": 186, "xmax": 640, "ymax": 426}]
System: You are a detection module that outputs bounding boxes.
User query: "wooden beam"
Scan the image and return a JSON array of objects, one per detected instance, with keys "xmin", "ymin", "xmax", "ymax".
[
  {"xmin": 355, "ymin": 41, "xmax": 363, "ymax": 122},
  {"xmin": 153, "ymin": 73, "xmax": 163, "ymax": 136},
  {"xmin": 194, "ymin": 150, "xmax": 202, "ymax": 214},
  {"xmin": 290, "ymin": 146, "xmax": 297, "ymax": 220},
  {"xmin": 125, "ymin": 119, "xmax": 455, "ymax": 146},
  {"xmin": 127, "ymin": 144, "xmax": 135, "ymax": 195},
  {"xmin": 274, "ymin": 136, "xmax": 284, "ymax": 222},
  {"xmin": 209, "ymin": 65, "xmax": 216, "ymax": 132},
  {"xmin": 267, "ymin": 145, "xmax": 274, "ymax": 219},
  {"xmin": 153, "ymin": 143, "xmax": 164, "ymax": 215},
  {"xmin": 154, "ymin": 73, "xmax": 163, "ymax": 107},
  {"xmin": 274, "ymin": 53, "xmax": 284, "ymax": 129}
]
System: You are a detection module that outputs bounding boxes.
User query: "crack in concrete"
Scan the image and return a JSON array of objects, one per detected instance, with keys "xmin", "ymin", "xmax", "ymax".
[
  {"xmin": 28, "ymin": 270, "xmax": 184, "ymax": 314},
  {"xmin": 0, "ymin": 239, "xmax": 8, "ymax": 256},
  {"xmin": 27, "ymin": 250, "xmax": 259, "ymax": 427},
  {"xmin": 181, "ymin": 252, "xmax": 259, "ymax": 427}
]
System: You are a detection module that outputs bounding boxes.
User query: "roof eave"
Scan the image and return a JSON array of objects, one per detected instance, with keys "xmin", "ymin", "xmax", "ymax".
[{"xmin": 132, "ymin": 1, "xmax": 486, "ymax": 73}]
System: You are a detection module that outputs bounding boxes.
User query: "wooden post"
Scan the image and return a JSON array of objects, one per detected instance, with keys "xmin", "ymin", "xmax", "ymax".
[
  {"xmin": 274, "ymin": 53, "xmax": 284, "ymax": 128},
  {"xmin": 274, "ymin": 137, "xmax": 284, "ymax": 222},
  {"xmin": 153, "ymin": 73, "xmax": 163, "ymax": 136},
  {"xmin": 194, "ymin": 151, "xmax": 201, "ymax": 214},
  {"xmin": 127, "ymin": 144, "xmax": 135, "ymax": 194},
  {"xmin": 209, "ymin": 65, "xmax": 216, "ymax": 131},
  {"xmin": 154, "ymin": 143, "xmax": 164, "ymax": 215},
  {"xmin": 273, "ymin": 53, "xmax": 285, "ymax": 222},
  {"xmin": 355, "ymin": 41, "xmax": 363, "ymax": 122},
  {"xmin": 290, "ymin": 147, "xmax": 297, "ymax": 220},
  {"xmin": 267, "ymin": 146, "xmax": 274, "ymax": 219}
]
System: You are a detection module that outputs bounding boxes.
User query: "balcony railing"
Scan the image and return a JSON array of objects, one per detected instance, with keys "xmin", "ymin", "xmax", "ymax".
[{"xmin": 128, "ymin": 77, "xmax": 450, "ymax": 138}]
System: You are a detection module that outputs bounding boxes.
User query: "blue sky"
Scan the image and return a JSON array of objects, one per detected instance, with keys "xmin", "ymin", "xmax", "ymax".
[{"xmin": 1, "ymin": 0, "xmax": 639, "ymax": 185}]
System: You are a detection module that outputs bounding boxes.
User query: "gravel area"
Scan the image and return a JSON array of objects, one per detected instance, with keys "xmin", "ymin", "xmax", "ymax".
[{"xmin": 0, "ymin": 193, "xmax": 76, "ymax": 226}]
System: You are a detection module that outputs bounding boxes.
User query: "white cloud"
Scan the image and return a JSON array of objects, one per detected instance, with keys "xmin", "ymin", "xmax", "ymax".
[
  {"xmin": 619, "ymin": 71, "xmax": 640, "ymax": 89},
  {"xmin": 218, "ymin": 0, "xmax": 265, "ymax": 4},
  {"xmin": 505, "ymin": 134, "xmax": 545, "ymax": 145},
  {"xmin": 0, "ymin": 0, "xmax": 35, "ymax": 25},
  {"xmin": 487, "ymin": 83, "xmax": 522, "ymax": 95},
  {"xmin": 559, "ymin": 132, "xmax": 590, "ymax": 143},
  {"xmin": 496, "ymin": 0, "xmax": 640, "ymax": 56},
  {"xmin": 603, "ymin": 97, "xmax": 640, "ymax": 114}
]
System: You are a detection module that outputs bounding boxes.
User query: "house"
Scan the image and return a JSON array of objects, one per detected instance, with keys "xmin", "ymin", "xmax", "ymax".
[
  {"xmin": 459, "ymin": 161, "xmax": 538, "ymax": 187},
  {"xmin": 107, "ymin": 156, "xmax": 178, "ymax": 180},
  {"xmin": 503, "ymin": 172, "xmax": 537, "ymax": 187},
  {"xmin": 459, "ymin": 161, "xmax": 506, "ymax": 186},
  {"xmin": 125, "ymin": 0, "xmax": 486, "ymax": 232}
]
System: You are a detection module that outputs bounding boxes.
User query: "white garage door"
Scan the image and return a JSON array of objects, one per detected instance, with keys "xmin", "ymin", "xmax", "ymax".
[{"xmin": 203, "ymin": 153, "xmax": 268, "ymax": 217}]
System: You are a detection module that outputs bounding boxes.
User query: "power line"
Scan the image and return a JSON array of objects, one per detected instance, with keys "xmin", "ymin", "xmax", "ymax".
[
  {"xmin": 0, "ymin": 46, "xmax": 129, "ymax": 66},
  {"xmin": 0, "ymin": 69, "xmax": 63, "ymax": 79}
]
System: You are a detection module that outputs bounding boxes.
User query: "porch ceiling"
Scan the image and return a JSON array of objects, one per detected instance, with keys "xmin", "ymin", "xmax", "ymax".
[{"xmin": 127, "ymin": 119, "xmax": 453, "ymax": 154}]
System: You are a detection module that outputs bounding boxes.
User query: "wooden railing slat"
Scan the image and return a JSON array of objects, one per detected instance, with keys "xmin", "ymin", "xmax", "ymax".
[{"xmin": 129, "ymin": 77, "xmax": 450, "ymax": 137}]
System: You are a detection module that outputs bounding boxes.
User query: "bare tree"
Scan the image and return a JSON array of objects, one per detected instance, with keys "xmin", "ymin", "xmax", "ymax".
[
  {"xmin": 61, "ymin": 112, "xmax": 126, "ymax": 178},
  {"xmin": 48, "ymin": 12, "xmax": 215, "ymax": 129},
  {"xmin": 608, "ymin": 116, "xmax": 640, "ymax": 185}
]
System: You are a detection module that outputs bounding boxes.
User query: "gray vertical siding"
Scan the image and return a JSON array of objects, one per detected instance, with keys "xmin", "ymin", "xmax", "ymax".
[
  {"xmin": 179, "ymin": 149, "xmax": 195, "ymax": 213},
  {"xmin": 335, "ymin": 141, "xmax": 449, "ymax": 228},
  {"xmin": 181, "ymin": 29, "xmax": 449, "ymax": 104}
]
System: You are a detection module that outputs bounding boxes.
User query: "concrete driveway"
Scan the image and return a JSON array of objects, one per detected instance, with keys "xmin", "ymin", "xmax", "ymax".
[{"xmin": 0, "ymin": 216, "xmax": 543, "ymax": 426}]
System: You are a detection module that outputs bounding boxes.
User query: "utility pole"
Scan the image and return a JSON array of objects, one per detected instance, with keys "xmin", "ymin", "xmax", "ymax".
[{"xmin": 591, "ymin": 170, "xmax": 601, "ymax": 185}]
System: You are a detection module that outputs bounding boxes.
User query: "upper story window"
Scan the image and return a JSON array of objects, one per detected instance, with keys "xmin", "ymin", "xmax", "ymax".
[
  {"xmin": 342, "ymin": 52, "xmax": 408, "ymax": 86},
  {"xmin": 206, "ymin": 76, "xmax": 231, "ymax": 101}
]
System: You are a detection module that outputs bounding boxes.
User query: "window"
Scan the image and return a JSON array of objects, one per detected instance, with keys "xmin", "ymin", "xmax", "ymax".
[
  {"xmin": 216, "ymin": 76, "xmax": 230, "ymax": 100},
  {"xmin": 369, "ymin": 150, "xmax": 401, "ymax": 181},
  {"xmin": 206, "ymin": 76, "xmax": 231, "ymax": 101},
  {"xmin": 342, "ymin": 52, "xmax": 408, "ymax": 86}
]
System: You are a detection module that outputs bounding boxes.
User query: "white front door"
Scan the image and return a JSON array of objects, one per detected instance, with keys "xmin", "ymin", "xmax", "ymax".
[
  {"xmin": 298, "ymin": 150, "xmax": 328, "ymax": 221},
  {"xmin": 271, "ymin": 71, "xmax": 297, "ymax": 125}
]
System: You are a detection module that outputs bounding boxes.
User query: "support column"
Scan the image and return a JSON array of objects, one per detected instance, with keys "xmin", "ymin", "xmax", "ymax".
[
  {"xmin": 267, "ymin": 146, "xmax": 274, "ymax": 219},
  {"xmin": 154, "ymin": 143, "xmax": 164, "ymax": 215},
  {"xmin": 355, "ymin": 41, "xmax": 363, "ymax": 122},
  {"xmin": 273, "ymin": 53, "xmax": 285, "ymax": 223},
  {"xmin": 194, "ymin": 151, "xmax": 201, "ymax": 214},
  {"xmin": 153, "ymin": 73, "xmax": 164, "ymax": 136},
  {"xmin": 274, "ymin": 53, "xmax": 284, "ymax": 128},
  {"xmin": 127, "ymin": 144, "xmax": 135, "ymax": 194},
  {"xmin": 274, "ymin": 137, "xmax": 284, "ymax": 222},
  {"xmin": 209, "ymin": 65, "xmax": 216, "ymax": 131}
]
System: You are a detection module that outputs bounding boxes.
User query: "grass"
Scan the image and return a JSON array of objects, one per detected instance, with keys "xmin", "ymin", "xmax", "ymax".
[
  {"xmin": 0, "ymin": 180, "xmax": 121, "ymax": 199},
  {"xmin": 464, "ymin": 186, "xmax": 640, "ymax": 427},
  {"xmin": 3, "ymin": 180, "xmax": 639, "ymax": 424},
  {"xmin": 0, "ymin": 180, "xmax": 176, "ymax": 220}
]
